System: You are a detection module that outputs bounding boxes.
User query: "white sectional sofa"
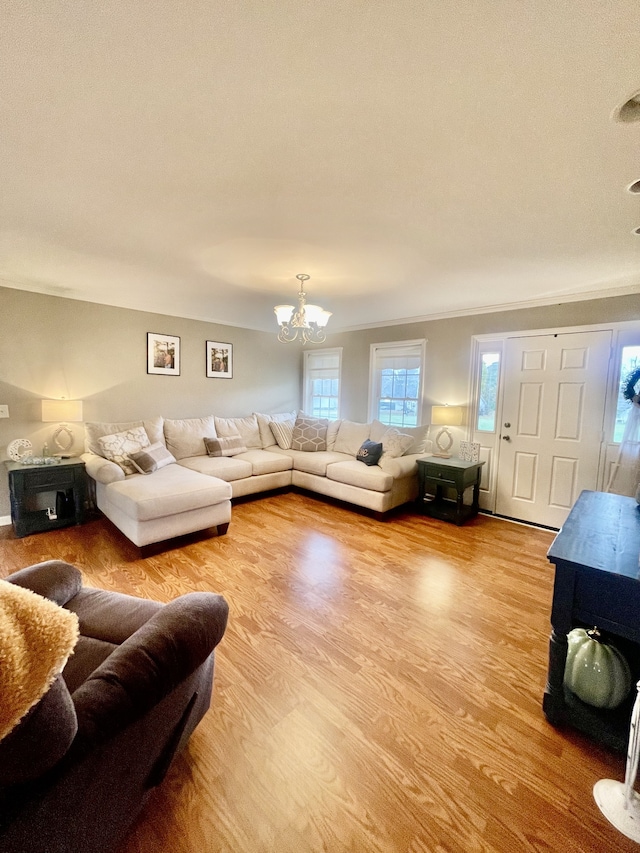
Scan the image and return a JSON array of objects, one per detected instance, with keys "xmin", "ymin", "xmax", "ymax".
[{"xmin": 81, "ymin": 412, "xmax": 428, "ymax": 547}]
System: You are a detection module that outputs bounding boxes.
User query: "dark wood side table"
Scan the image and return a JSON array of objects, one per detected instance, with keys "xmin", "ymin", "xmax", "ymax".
[
  {"xmin": 6, "ymin": 458, "xmax": 88, "ymax": 537},
  {"xmin": 416, "ymin": 456, "xmax": 485, "ymax": 525},
  {"xmin": 544, "ymin": 490, "xmax": 640, "ymax": 751}
]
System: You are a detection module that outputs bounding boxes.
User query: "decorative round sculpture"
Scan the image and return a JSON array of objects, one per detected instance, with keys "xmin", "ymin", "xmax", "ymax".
[
  {"xmin": 564, "ymin": 627, "xmax": 632, "ymax": 710},
  {"xmin": 7, "ymin": 438, "xmax": 33, "ymax": 462}
]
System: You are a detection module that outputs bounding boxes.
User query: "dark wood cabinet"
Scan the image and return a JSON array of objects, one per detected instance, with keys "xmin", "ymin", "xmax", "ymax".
[
  {"xmin": 416, "ymin": 457, "xmax": 485, "ymax": 525},
  {"xmin": 544, "ymin": 490, "xmax": 640, "ymax": 751},
  {"xmin": 6, "ymin": 458, "xmax": 88, "ymax": 537}
]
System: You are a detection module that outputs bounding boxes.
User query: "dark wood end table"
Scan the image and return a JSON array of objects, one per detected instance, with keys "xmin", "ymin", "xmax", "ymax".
[{"xmin": 416, "ymin": 456, "xmax": 485, "ymax": 525}]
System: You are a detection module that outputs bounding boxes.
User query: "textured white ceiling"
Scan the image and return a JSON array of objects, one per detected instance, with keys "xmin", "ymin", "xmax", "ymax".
[{"xmin": 1, "ymin": 1, "xmax": 639, "ymax": 332}]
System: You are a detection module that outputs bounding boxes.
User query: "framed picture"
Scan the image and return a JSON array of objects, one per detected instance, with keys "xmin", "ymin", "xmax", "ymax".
[
  {"xmin": 206, "ymin": 341, "xmax": 233, "ymax": 379},
  {"xmin": 147, "ymin": 332, "xmax": 180, "ymax": 376}
]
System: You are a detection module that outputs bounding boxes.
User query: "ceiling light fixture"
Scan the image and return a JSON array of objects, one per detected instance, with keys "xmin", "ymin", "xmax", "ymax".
[{"xmin": 274, "ymin": 274, "xmax": 332, "ymax": 344}]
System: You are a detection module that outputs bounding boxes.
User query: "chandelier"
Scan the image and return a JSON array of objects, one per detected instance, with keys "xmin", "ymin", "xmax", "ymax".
[{"xmin": 274, "ymin": 274, "xmax": 332, "ymax": 344}]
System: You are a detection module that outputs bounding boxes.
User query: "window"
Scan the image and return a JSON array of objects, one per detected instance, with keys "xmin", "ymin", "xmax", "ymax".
[
  {"xmin": 476, "ymin": 352, "xmax": 501, "ymax": 432},
  {"xmin": 614, "ymin": 345, "xmax": 640, "ymax": 442},
  {"xmin": 303, "ymin": 348, "xmax": 342, "ymax": 419},
  {"xmin": 369, "ymin": 340, "xmax": 425, "ymax": 427}
]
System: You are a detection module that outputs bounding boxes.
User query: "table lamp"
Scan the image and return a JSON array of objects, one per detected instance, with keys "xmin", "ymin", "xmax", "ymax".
[
  {"xmin": 41, "ymin": 399, "xmax": 84, "ymax": 456},
  {"xmin": 431, "ymin": 405, "xmax": 463, "ymax": 458}
]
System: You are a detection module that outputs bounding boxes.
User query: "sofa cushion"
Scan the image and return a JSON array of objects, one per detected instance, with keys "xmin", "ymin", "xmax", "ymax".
[
  {"xmin": 85, "ymin": 417, "xmax": 165, "ymax": 455},
  {"xmin": 235, "ymin": 449, "xmax": 293, "ymax": 476},
  {"xmin": 164, "ymin": 416, "xmax": 217, "ymax": 460},
  {"xmin": 273, "ymin": 448, "xmax": 351, "ymax": 476},
  {"xmin": 333, "ymin": 420, "xmax": 371, "ymax": 456},
  {"xmin": 270, "ymin": 419, "xmax": 295, "ymax": 449},
  {"xmin": 104, "ymin": 464, "xmax": 231, "ymax": 522},
  {"xmin": 214, "ymin": 415, "xmax": 262, "ymax": 449},
  {"xmin": 178, "ymin": 455, "xmax": 253, "ymax": 482},
  {"xmin": 356, "ymin": 439, "xmax": 383, "ymax": 466},
  {"xmin": 326, "ymin": 419, "xmax": 342, "ymax": 451},
  {"xmin": 129, "ymin": 442, "xmax": 177, "ymax": 474},
  {"xmin": 326, "ymin": 460, "xmax": 393, "ymax": 492},
  {"xmin": 204, "ymin": 435, "xmax": 247, "ymax": 457},
  {"xmin": 291, "ymin": 415, "xmax": 328, "ymax": 452},
  {"xmin": 97, "ymin": 426, "xmax": 151, "ymax": 475},
  {"xmin": 255, "ymin": 411, "xmax": 298, "ymax": 448}
]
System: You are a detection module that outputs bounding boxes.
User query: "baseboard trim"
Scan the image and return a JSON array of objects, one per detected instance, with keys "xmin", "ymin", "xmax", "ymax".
[{"xmin": 0, "ymin": 515, "xmax": 12, "ymax": 528}]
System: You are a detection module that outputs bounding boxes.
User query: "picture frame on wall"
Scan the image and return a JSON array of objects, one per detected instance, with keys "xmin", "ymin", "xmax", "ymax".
[
  {"xmin": 147, "ymin": 332, "xmax": 181, "ymax": 376},
  {"xmin": 206, "ymin": 341, "xmax": 233, "ymax": 379}
]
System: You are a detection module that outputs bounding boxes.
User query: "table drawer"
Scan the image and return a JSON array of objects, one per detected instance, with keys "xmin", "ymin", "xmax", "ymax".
[
  {"xmin": 19, "ymin": 469, "xmax": 75, "ymax": 490},
  {"xmin": 423, "ymin": 473, "xmax": 457, "ymax": 489}
]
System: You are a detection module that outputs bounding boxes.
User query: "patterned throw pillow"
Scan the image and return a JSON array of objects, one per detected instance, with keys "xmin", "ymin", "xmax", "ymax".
[
  {"xmin": 380, "ymin": 428, "xmax": 414, "ymax": 463},
  {"xmin": 203, "ymin": 436, "xmax": 247, "ymax": 457},
  {"xmin": 356, "ymin": 439, "xmax": 383, "ymax": 466},
  {"xmin": 269, "ymin": 419, "xmax": 295, "ymax": 450},
  {"xmin": 97, "ymin": 426, "xmax": 150, "ymax": 475},
  {"xmin": 129, "ymin": 442, "xmax": 176, "ymax": 474},
  {"xmin": 291, "ymin": 415, "xmax": 328, "ymax": 452}
]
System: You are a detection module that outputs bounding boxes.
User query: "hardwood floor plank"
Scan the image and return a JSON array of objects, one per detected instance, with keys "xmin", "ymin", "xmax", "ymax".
[{"xmin": 1, "ymin": 491, "xmax": 638, "ymax": 852}]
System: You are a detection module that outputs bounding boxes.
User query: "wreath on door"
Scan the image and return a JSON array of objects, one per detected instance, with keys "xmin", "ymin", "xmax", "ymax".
[{"xmin": 623, "ymin": 367, "xmax": 640, "ymax": 406}]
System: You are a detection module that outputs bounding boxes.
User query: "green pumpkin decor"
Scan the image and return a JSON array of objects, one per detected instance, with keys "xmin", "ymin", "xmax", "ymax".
[{"xmin": 563, "ymin": 627, "xmax": 632, "ymax": 710}]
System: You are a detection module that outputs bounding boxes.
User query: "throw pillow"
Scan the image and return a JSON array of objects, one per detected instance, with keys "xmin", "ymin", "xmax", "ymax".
[
  {"xmin": 326, "ymin": 419, "xmax": 342, "ymax": 451},
  {"xmin": 291, "ymin": 415, "xmax": 328, "ymax": 452},
  {"xmin": 356, "ymin": 439, "xmax": 383, "ymax": 466},
  {"xmin": 255, "ymin": 411, "xmax": 298, "ymax": 448},
  {"xmin": 97, "ymin": 426, "xmax": 150, "ymax": 475},
  {"xmin": 203, "ymin": 436, "xmax": 248, "ymax": 457},
  {"xmin": 370, "ymin": 420, "xmax": 428, "ymax": 455},
  {"xmin": 380, "ymin": 428, "xmax": 414, "ymax": 462},
  {"xmin": 129, "ymin": 442, "xmax": 177, "ymax": 474},
  {"xmin": 269, "ymin": 419, "xmax": 295, "ymax": 449}
]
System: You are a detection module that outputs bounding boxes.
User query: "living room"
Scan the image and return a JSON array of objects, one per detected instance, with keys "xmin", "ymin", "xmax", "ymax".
[{"xmin": 2, "ymin": 3, "xmax": 640, "ymax": 852}]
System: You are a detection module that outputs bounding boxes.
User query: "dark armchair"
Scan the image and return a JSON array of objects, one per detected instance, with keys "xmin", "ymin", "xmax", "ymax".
[{"xmin": 0, "ymin": 560, "xmax": 229, "ymax": 853}]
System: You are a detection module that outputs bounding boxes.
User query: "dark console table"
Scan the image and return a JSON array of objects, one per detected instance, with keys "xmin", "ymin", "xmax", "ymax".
[
  {"xmin": 544, "ymin": 490, "xmax": 640, "ymax": 751},
  {"xmin": 6, "ymin": 458, "xmax": 87, "ymax": 538}
]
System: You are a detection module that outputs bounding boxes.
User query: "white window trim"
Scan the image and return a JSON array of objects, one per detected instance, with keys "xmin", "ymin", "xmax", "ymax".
[{"xmin": 368, "ymin": 339, "xmax": 426, "ymax": 425}]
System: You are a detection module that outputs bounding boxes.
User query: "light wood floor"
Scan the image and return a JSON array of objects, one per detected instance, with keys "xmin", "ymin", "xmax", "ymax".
[{"xmin": 1, "ymin": 492, "xmax": 638, "ymax": 853}]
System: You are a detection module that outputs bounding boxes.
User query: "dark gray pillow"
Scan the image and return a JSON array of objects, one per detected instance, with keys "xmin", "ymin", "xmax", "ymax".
[{"xmin": 356, "ymin": 440, "xmax": 383, "ymax": 466}]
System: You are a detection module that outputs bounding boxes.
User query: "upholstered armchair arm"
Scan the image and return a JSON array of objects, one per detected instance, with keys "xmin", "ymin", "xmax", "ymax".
[
  {"xmin": 4, "ymin": 561, "xmax": 83, "ymax": 607},
  {"xmin": 81, "ymin": 451, "xmax": 125, "ymax": 485},
  {"xmin": 69, "ymin": 592, "xmax": 229, "ymax": 752}
]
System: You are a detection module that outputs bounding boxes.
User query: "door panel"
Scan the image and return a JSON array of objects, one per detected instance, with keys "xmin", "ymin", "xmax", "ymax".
[{"xmin": 496, "ymin": 330, "xmax": 611, "ymax": 527}]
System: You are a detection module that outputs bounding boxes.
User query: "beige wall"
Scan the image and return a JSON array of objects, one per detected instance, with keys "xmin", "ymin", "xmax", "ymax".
[
  {"xmin": 0, "ymin": 287, "xmax": 302, "ymax": 517},
  {"xmin": 1, "ymin": 286, "xmax": 638, "ymax": 521},
  {"xmin": 330, "ymin": 293, "xmax": 640, "ymax": 423}
]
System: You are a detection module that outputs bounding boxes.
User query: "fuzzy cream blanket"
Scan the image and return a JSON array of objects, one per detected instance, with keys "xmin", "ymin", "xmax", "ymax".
[{"xmin": 0, "ymin": 580, "xmax": 79, "ymax": 741}]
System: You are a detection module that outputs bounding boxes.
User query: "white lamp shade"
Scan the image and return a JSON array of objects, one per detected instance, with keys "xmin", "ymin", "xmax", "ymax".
[
  {"xmin": 431, "ymin": 405, "xmax": 463, "ymax": 426},
  {"xmin": 274, "ymin": 305, "xmax": 294, "ymax": 325},
  {"xmin": 41, "ymin": 399, "xmax": 84, "ymax": 423},
  {"xmin": 316, "ymin": 309, "xmax": 332, "ymax": 328},
  {"xmin": 303, "ymin": 304, "xmax": 323, "ymax": 324}
]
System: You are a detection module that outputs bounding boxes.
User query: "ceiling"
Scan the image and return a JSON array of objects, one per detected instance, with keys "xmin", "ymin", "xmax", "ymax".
[{"xmin": 1, "ymin": 2, "xmax": 639, "ymax": 334}]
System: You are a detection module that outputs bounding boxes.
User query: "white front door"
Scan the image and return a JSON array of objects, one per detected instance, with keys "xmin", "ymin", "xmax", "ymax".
[{"xmin": 495, "ymin": 330, "xmax": 612, "ymax": 528}]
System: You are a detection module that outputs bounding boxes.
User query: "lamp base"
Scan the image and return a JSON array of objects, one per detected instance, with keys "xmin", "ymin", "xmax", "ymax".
[
  {"xmin": 593, "ymin": 779, "xmax": 640, "ymax": 842},
  {"xmin": 432, "ymin": 452, "xmax": 452, "ymax": 459}
]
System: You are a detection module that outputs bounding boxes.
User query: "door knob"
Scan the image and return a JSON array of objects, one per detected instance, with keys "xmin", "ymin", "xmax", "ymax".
[{"xmin": 502, "ymin": 435, "xmax": 511, "ymax": 441}]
